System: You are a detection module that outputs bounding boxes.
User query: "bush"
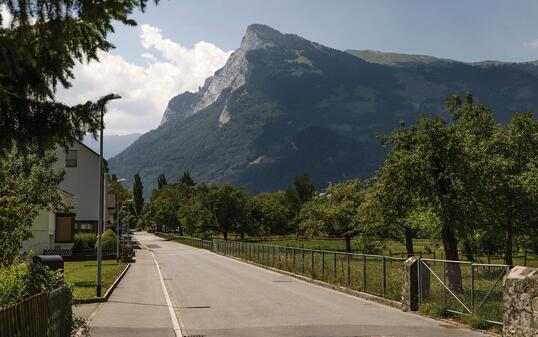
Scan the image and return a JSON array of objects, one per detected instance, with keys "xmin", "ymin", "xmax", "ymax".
[
  {"xmin": 73, "ymin": 233, "xmax": 97, "ymax": 251},
  {"xmin": 95, "ymin": 229, "xmax": 118, "ymax": 252},
  {"xmin": 0, "ymin": 261, "xmax": 64, "ymax": 307}
]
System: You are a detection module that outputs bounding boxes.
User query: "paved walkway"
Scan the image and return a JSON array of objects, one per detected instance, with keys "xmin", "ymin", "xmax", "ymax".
[
  {"xmin": 135, "ymin": 232, "xmax": 492, "ymax": 337},
  {"xmin": 84, "ymin": 244, "xmax": 175, "ymax": 337}
]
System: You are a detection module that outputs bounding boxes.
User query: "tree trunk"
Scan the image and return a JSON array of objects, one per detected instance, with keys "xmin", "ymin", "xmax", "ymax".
[
  {"xmin": 179, "ymin": 226, "xmax": 184, "ymax": 236},
  {"xmin": 405, "ymin": 229, "xmax": 414, "ymax": 257},
  {"xmin": 240, "ymin": 232, "xmax": 245, "ymax": 240},
  {"xmin": 223, "ymin": 231, "xmax": 228, "ymax": 240},
  {"xmin": 442, "ymin": 223, "xmax": 464, "ymax": 293},
  {"xmin": 463, "ymin": 240, "xmax": 474, "ymax": 262},
  {"xmin": 504, "ymin": 216, "xmax": 513, "ymax": 266},
  {"xmin": 344, "ymin": 235, "xmax": 352, "ymax": 253}
]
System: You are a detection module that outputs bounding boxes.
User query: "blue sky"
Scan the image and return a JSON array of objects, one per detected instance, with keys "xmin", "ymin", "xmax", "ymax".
[
  {"xmin": 113, "ymin": 0, "xmax": 538, "ymax": 63},
  {"xmin": 48, "ymin": 0, "xmax": 538, "ymax": 134}
]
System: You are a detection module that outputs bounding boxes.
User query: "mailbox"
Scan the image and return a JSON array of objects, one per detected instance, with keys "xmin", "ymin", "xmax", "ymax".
[{"xmin": 33, "ymin": 255, "xmax": 64, "ymax": 271}]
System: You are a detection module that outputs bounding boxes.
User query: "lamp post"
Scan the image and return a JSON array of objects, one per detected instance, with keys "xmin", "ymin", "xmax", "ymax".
[
  {"xmin": 97, "ymin": 93, "xmax": 121, "ymax": 297},
  {"xmin": 115, "ymin": 178, "xmax": 126, "ymax": 262}
]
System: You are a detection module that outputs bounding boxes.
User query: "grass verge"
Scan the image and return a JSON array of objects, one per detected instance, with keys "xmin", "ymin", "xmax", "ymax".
[{"xmin": 64, "ymin": 260, "xmax": 127, "ymax": 300}]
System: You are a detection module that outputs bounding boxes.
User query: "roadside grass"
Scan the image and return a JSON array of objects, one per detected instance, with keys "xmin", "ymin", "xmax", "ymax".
[
  {"xmin": 64, "ymin": 260, "xmax": 127, "ymax": 300},
  {"xmin": 253, "ymin": 237, "xmax": 538, "ymax": 267}
]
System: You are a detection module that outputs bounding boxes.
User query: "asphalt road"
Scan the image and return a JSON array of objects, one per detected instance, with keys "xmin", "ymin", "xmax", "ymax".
[{"xmin": 137, "ymin": 232, "xmax": 491, "ymax": 337}]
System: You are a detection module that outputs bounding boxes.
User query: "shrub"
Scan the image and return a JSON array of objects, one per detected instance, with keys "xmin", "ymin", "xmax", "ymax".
[
  {"xmin": 0, "ymin": 261, "xmax": 64, "ymax": 307},
  {"xmin": 73, "ymin": 233, "xmax": 97, "ymax": 251},
  {"xmin": 95, "ymin": 229, "xmax": 118, "ymax": 252}
]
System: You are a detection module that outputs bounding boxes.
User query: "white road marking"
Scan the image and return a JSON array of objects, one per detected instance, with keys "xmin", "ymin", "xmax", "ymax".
[{"xmin": 151, "ymin": 250, "xmax": 183, "ymax": 337}]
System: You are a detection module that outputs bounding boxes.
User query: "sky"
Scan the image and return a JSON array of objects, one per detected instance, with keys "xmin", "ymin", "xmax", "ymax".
[{"xmin": 11, "ymin": 0, "xmax": 538, "ymax": 135}]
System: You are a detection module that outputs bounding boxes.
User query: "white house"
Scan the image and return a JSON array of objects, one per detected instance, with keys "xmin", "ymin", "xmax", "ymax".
[
  {"xmin": 22, "ymin": 139, "xmax": 108, "ymax": 254},
  {"xmin": 53, "ymin": 140, "xmax": 104, "ymax": 233},
  {"xmin": 22, "ymin": 190, "xmax": 76, "ymax": 254}
]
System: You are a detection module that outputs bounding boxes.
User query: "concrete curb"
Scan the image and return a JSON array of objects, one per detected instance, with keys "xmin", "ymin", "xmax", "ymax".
[
  {"xmin": 214, "ymin": 251, "xmax": 402, "ymax": 309},
  {"xmin": 77, "ymin": 263, "xmax": 131, "ymax": 304}
]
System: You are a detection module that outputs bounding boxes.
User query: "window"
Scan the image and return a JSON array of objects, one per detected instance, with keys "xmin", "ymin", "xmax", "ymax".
[{"xmin": 65, "ymin": 149, "xmax": 77, "ymax": 167}]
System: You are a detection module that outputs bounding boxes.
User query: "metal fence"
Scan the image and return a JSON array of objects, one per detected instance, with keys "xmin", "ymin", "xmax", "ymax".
[
  {"xmin": 418, "ymin": 258, "xmax": 508, "ymax": 325},
  {"xmin": 158, "ymin": 233, "xmax": 213, "ymax": 250},
  {"xmin": 214, "ymin": 239, "xmax": 405, "ymax": 302},
  {"xmin": 0, "ymin": 286, "xmax": 72, "ymax": 337}
]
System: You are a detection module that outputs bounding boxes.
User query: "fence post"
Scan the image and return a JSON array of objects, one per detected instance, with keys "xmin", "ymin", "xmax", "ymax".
[
  {"xmin": 362, "ymin": 255, "xmax": 366, "ymax": 290},
  {"xmin": 322, "ymin": 251, "xmax": 325, "ymax": 279},
  {"xmin": 272, "ymin": 246, "xmax": 275, "ymax": 266},
  {"xmin": 402, "ymin": 256, "xmax": 419, "ymax": 312},
  {"xmin": 471, "ymin": 263, "xmax": 475, "ymax": 314},
  {"xmin": 382, "ymin": 256, "xmax": 386, "ymax": 298},
  {"xmin": 301, "ymin": 248, "xmax": 305, "ymax": 274},
  {"xmin": 443, "ymin": 261, "xmax": 447, "ymax": 306},
  {"xmin": 311, "ymin": 250, "xmax": 314, "ymax": 278},
  {"xmin": 347, "ymin": 254, "xmax": 351, "ymax": 286},
  {"xmin": 502, "ymin": 266, "xmax": 538, "ymax": 336},
  {"xmin": 293, "ymin": 248, "xmax": 296, "ymax": 271},
  {"xmin": 333, "ymin": 253, "xmax": 337, "ymax": 279}
]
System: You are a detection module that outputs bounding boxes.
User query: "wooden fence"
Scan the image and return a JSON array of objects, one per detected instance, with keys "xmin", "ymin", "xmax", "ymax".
[{"xmin": 0, "ymin": 286, "xmax": 71, "ymax": 337}]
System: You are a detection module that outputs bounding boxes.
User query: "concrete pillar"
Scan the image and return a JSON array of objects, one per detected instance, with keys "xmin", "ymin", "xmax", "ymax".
[
  {"xmin": 503, "ymin": 266, "xmax": 538, "ymax": 337},
  {"xmin": 402, "ymin": 256, "xmax": 419, "ymax": 312}
]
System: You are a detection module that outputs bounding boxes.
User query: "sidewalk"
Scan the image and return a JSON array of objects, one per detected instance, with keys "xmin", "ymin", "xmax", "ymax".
[{"xmin": 80, "ymin": 249, "xmax": 175, "ymax": 337}]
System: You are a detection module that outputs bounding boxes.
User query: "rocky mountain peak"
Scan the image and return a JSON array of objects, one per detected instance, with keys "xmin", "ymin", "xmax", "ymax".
[
  {"xmin": 240, "ymin": 24, "xmax": 280, "ymax": 50},
  {"xmin": 161, "ymin": 24, "xmax": 283, "ymax": 126}
]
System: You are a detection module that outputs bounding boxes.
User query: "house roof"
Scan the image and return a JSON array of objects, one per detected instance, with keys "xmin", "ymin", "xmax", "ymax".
[{"xmin": 71, "ymin": 138, "xmax": 108, "ymax": 164}]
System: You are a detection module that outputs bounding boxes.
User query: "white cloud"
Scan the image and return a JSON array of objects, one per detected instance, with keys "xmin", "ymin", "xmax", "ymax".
[
  {"xmin": 1, "ymin": 4, "xmax": 13, "ymax": 28},
  {"xmin": 524, "ymin": 39, "xmax": 538, "ymax": 49},
  {"xmin": 56, "ymin": 24, "xmax": 232, "ymax": 134}
]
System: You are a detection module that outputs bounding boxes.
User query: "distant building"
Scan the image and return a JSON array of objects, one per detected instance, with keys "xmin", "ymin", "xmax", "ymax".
[{"xmin": 22, "ymin": 139, "xmax": 108, "ymax": 254}]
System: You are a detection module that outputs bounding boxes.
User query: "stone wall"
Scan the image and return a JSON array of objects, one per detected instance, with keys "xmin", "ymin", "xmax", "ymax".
[{"xmin": 503, "ymin": 266, "xmax": 538, "ymax": 337}]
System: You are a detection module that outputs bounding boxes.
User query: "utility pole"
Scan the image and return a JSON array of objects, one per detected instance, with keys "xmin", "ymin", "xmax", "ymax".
[{"xmin": 97, "ymin": 94, "xmax": 121, "ymax": 297}]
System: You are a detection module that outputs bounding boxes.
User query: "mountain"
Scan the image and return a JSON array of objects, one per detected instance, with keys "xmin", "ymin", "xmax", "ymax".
[
  {"xmin": 83, "ymin": 133, "xmax": 141, "ymax": 159},
  {"xmin": 109, "ymin": 24, "xmax": 538, "ymax": 197}
]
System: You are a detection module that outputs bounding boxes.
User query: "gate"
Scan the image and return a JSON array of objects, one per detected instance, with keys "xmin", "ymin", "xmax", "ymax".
[{"xmin": 418, "ymin": 258, "xmax": 508, "ymax": 325}]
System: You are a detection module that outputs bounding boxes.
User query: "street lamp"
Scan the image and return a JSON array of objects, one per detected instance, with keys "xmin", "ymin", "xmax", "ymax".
[
  {"xmin": 97, "ymin": 93, "xmax": 121, "ymax": 297},
  {"xmin": 115, "ymin": 178, "xmax": 126, "ymax": 262}
]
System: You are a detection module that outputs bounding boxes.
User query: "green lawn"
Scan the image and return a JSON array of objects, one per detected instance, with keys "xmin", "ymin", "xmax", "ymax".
[{"xmin": 64, "ymin": 260, "xmax": 127, "ymax": 300}]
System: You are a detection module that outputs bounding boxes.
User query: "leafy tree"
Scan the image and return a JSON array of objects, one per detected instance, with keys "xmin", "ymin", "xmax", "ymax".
[
  {"xmin": 380, "ymin": 95, "xmax": 482, "ymax": 291},
  {"xmin": 252, "ymin": 192, "xmax": 292, "ymax": 235},
  {"xmin": 477, "ymin": 112, "xmax": 538, "ymax": 265},
  {"xmin": 292, "ymin": 173, "xmax": 316, "ymax": 204},
  {"xmin": 179, "ymin": 171, "xmax": 195, "ymax": 186},
  {"xmin": 0, "ymin": 148, "xmax": 68, "ymax": 266},
  {"xmin": 144, "ymin": 185, "xmax": 182, "ymax": 233},
  {"xmin": 299, "ymin": 179, "xmax": 363, "ymax": 252},
  {"xmin": 211, "ymin": 184, "xmax": 253, "ymax": 239},
  {"xmin": 285, "ymin": 173, "xmax": 316, "ymax": 235},
  {"xmin": 157, "ymin": 173, "xmax": 167, "ymax": 189},
  {"xmin": 181, "ymin": 184, "xmax": 217, "ymax": 236},
  {"xmin": 132, "ymin": 173, "xmax": 144, "ymax": 217},
  {"xmin": 0, "ymin": 0, "xmax": 157, "ymax": 155}
]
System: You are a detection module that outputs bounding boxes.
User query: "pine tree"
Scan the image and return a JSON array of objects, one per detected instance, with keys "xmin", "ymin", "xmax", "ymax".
[
  {"xmin": 133, "ymin": 173, "xmax": 144, "ymax": 216},
  {"xmin": 0, "ymin": 0, "xmax": 157, "ymax": 156},
  {"xmin": 179, "ymin": 171, "xmax": 195, "ymax": 186},
  {"xmin": 157, "ymin": 173, "xmax": 167, "ymax": 189}
]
